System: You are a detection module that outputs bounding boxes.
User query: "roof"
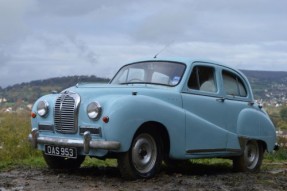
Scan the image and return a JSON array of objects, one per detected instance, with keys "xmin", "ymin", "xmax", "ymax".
[{"xmin": 129, "ymin": 56, "xmax": 238, "ymax": 71}]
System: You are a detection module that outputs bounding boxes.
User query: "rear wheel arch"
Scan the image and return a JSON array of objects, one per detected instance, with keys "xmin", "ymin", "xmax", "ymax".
[
  {"xmin": 258, "ymin": 140, "xmax": 267, "ymax": 152},
  {"xmin": 233, "ymin": 139, "xmax": 264, "ymax": 172}
]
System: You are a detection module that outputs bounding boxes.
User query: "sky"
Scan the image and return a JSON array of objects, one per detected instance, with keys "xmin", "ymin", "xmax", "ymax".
[{"xmin": 0, "ymin": 0, "xmax": 287, "ymax": 88}]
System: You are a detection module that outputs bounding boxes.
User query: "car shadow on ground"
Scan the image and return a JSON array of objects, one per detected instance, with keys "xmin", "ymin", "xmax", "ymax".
[{"xmin": 47, "ymin": 160, "xmax": 233, "ymax": 179}]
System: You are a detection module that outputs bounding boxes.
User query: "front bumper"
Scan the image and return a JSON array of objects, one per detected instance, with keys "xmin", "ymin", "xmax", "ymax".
[{"xmin": 28, "ymin": 128, "xmax": 121, "ymax": 154}]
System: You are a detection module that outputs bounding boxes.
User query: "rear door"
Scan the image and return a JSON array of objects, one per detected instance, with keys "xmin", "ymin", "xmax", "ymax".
[{"xmin": 220, "ymin": 69, "xmax": 253, "ymax": 150}]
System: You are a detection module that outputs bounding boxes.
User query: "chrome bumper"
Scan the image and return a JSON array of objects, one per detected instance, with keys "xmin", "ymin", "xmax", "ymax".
[{"xmin": 28, "ymin": 128, "xmax": 120, "ymax": 154}]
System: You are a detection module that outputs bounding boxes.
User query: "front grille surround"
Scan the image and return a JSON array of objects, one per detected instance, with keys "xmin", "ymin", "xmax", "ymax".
[{"xmin": 54, "ymin": 91, "xmax": 80, "ymax": 134}]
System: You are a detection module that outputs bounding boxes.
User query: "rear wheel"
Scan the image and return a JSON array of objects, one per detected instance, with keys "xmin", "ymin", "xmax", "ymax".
[
  {"xmin": 43, "ymin": 153, "xmax": 85, "ymax": 169},
  {"xmin": 233, "ymin": 140, "xmax": 263, "ymax": 172},
  {"xmin": 118, "ymin": 131, "xmax": 162, "ymax": 180}
]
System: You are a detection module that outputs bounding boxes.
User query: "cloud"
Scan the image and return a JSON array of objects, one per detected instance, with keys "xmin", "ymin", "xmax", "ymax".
[
  {"xmin": 0, "ymin": 0, "xmax": 33, "ymax": 42},
  {"xmin": 0, "ymin": 0, "xmax": 287, "ymax": 88},
  {"xmin": 0, "ymin": 0, "xmax": 36, "ymax": 73},
  {"xmin": 67, "ymin": 35, "xmax": 98, "ymax": 65},
  {"xmin": 0, "ymin": 46, "xmax": 11, "ymax": 66},
  {"xmin": 131, "ymin": 0, "xmax": 287, "ymax": 44}
]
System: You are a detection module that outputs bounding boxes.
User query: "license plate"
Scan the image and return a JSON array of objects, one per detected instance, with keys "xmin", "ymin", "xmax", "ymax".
[{"xmin": 45, "ymin": 145, "xmax": 77, "ymax": 158}]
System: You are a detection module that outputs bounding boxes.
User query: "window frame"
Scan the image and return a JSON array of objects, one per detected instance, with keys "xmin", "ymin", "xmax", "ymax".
[
  {"xmin": 184, "ymin": 63, "xmax": 220, "ymax": 97},
  {"xmin": 221, "ymin": 69, "xmax": 250, "ymax": 100}
]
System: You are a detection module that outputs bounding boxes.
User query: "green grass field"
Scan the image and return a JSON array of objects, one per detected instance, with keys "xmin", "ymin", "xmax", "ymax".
[{"xmin": 0, "ymin": 112, "xmax": 286, "ymax": 171}]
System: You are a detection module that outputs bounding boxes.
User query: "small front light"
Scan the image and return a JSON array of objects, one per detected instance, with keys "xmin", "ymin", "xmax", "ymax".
[
  {"xmin": 37, "ymin": 100, "xmax": 49, "ymax": 117},
  {"xmin": 87, "ymin": 102, "xmax": 102, "ymax": 120},
  {"xmin": 31, "ymin": 112, "xmax": 37, "ymax": 118},
  {"xmin": 102, "ymin": 116, "xmax": 109, "ymax": 123}
]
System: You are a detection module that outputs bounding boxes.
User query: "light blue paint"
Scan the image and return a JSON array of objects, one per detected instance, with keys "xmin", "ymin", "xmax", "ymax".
[{"xmin": 30, "ymin": 57, "xmax": 277, "ymax": 160}]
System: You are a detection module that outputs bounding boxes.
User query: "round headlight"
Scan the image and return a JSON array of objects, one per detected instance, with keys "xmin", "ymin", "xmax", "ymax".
[
  {"xmin": 87, "ymin": 102, "xmax": 102, "ymax": 120},
  {"xmin": 37, "ymin": 100, "xmax": 49, "ymax": 117}
]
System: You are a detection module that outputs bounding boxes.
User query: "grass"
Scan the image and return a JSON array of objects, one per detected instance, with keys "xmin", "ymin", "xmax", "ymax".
[
  {"xmin": 0, "ymin": 112, "xmax": 44, "ymax": 170},
  {"xmin": 0, "ymin": 111, "xmax": 119, "ymax": 171},
  {"xmin": 0, "ymin": 111, "xmax": 287, "ymax": 171}
]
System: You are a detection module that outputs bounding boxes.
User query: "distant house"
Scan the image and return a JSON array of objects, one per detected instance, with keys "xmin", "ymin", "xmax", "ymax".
[
  {"xmin": 5, "ymin": 107, "xmax": 12, "ymax": 113},
  {"xmin": 0, "ymin": 98, "xmax": 7, "ymax": 103},
  {"xmin": 276, "ymin": 130, "xmax": 287, "ymax": 147},
  {"xmin": 27, "ymin": 104, "xmax": 33, "ymax": 110}
]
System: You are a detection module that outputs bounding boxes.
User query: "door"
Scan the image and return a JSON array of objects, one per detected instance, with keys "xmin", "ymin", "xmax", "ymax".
[
  {"xmin": 220, "ymin": 69, "xmax": 253, "ymax": 150},
  {"xmin": 182, "ymin": 64, "xmax": 228, "ymax": 155}
]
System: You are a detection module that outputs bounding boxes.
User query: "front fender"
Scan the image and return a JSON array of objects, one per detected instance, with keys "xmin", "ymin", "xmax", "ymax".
[
  {"xmin": 31, "ymin": 94, "xmax": 59, "ymax": 128},
  {"xmin": 237, "ymin": 108, "xmax": 276, "ymax": 152},
  {"xmin": 101, "ymin": 94, "xmax": 186, "ymax": 154}
]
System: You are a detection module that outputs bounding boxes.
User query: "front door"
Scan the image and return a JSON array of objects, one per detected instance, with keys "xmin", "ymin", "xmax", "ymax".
[{"xmin": 182, "ymin": 64, "xmax": 228, "ymax": 155}]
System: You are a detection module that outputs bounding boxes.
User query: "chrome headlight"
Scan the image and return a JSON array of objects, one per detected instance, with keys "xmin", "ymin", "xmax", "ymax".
[
  {"xmin": 87, "ymin": 101, "xmax": 102, "ymax": 120},
  {"xmin": 37, "ymin": 100, "xmax": 49, "ymax": 117}
]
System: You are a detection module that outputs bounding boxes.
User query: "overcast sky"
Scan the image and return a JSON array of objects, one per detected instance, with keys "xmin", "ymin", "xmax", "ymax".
[{"xmin": 0, "ymin": 0, "xmax": 287, "ymax": 88}]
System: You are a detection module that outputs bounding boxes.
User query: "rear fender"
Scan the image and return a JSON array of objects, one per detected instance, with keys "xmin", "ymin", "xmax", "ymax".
[{"xmin": 237, "ymin": 108, "xmax": 276, "ymax": 152}]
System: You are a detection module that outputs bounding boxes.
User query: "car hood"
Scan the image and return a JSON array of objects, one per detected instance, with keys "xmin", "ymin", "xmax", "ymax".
[
  {"xmin": 63, "ymin": 83, "xmax": 176, "ymax": 97},
  {"xmin": 54, "ymin": 83, "xmax": 182, "ymax": 108}
]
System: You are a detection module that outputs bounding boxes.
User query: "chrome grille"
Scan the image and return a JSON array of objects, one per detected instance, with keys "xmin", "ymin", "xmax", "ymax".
[{"xmin": 54, "ymin": 91, "xmax": 80, "ymax": 134}]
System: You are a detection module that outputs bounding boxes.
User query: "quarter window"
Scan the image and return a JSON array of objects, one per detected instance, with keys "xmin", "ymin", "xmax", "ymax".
[
  {"xmin": 222, "ymin": 70, "xmax": 247, "ymax": 97},
  {"xmin": 188, "ymin": 66, "xmax": 217, "ymax": 93}
]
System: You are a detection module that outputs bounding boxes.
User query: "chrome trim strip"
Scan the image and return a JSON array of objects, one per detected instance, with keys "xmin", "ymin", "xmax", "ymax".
[
  {"xmin": 186, "ymin": 148, "xmax": 241, "ymax": 154},
  {"xmin": 28, "ymin": 130, "xmax": 120, "ymax": 152}
]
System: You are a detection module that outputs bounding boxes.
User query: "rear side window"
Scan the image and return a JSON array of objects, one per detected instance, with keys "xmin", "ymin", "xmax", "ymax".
[
  {"xmin": 188, "ymin": 66, "xmax": 217, "ymax": 93},
  {"xmin": 222, "ymin": 70, "xmax": 247, "ymax": 97}
]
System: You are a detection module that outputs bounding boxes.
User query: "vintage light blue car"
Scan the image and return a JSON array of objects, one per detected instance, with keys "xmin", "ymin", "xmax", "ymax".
[{"xmin": 29, "ymin": 57, "xmax": 277, "ymax": 179}]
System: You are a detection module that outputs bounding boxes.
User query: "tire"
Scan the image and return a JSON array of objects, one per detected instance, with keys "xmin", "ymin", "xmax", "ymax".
[
  {"xmin": 117, "ymin": 132, "xmax": 162, "ymax": 180},
  {"xmin": 43, "ymin": 152, "xmax": 85, "ymax": 169},
  {"xmin": 233, "ymin": 140, "xmax": 263, "ymax": 172}
]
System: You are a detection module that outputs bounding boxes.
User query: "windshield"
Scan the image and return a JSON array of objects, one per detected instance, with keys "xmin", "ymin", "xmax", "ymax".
[{"xmin": 110, "ymin": 61, "xmax": 186, "ymax": 86}]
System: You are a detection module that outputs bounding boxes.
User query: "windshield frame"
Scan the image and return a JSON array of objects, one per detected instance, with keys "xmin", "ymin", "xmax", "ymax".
[{"xmin": 110, "ymin": 61, "xmax": 186, "ymax": 87}]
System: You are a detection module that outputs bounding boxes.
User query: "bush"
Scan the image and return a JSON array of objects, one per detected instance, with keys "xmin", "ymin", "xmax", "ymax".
[
  {"xmin": 265, "ymin": 148, "xmax": 287, "ymax": 161},
  {"xmin": 265, "ymin": 135, "xmax": 287, "ymax": 161}
]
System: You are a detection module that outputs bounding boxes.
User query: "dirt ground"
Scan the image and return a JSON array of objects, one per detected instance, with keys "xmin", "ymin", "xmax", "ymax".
[{"xmin": 0, "ymin": 162, "xmax": 287, "ymax": 191}]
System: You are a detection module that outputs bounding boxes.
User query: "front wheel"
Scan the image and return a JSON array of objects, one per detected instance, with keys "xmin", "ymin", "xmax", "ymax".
[
  {"xmin": 233, "ymin": 140, "xmax": 264, "ymax": 172},
  {"xmin": 43, "ymin": 153, "xmax": 85, "ymax": 169},
  {"xmin": 117, "ymin": 132, "xmax": 162, "ymax": 180}
]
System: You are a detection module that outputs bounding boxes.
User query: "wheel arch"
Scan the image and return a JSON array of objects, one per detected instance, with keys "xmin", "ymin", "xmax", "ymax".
[
  {"xmin": 134, "ymin": 121, "xmax": 170, "ymax": 158},
  {"xmin": 233, "ymin": 138, "xmax": 265, "ymax": 172},
  {"xmin": 257, "ymin": 139, "xmax": 267, "ymax": 152},
  {"xmin": 117, "ymin": 121, "xmax": 170, "ymax": 179},
  {"xmin": 240, "ymin": 137, "xmax": 267, "ymax": 152}
]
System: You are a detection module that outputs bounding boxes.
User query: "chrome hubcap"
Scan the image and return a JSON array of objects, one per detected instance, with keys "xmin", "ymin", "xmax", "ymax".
[
  {"xmin": 244, "ymin": 141, "xmax": 259, "ymax": 169},
  {"xmin": 132, "ymin": 134, "xmax": 157, "ymax": 174}
]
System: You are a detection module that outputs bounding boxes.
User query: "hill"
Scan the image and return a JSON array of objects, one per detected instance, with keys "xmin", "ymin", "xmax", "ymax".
[
  {"xmin": 241, "ymin": 70, "xmax": 287, "ymax": 104},
  {"xmin": 0, "ymin": 75, "xmax": 109, "ymax": 111},
  {"xmin": 0, "ymin": 70, "xmax": 287, "ymax": 111}
]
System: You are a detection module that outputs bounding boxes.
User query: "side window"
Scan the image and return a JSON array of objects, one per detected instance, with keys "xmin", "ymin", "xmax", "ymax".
[
  {"xmin": 222, "ymin": 70, "xmax": 247, "ymax": 97},
  {"xmin": 188, "ymin": 66, "xmax": 217, "ymax": 93}
]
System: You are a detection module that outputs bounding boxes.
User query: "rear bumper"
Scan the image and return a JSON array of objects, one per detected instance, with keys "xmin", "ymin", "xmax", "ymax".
[{"xmin": 28, "ymin": 128, "xmax": 121, "ymax": 154}]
